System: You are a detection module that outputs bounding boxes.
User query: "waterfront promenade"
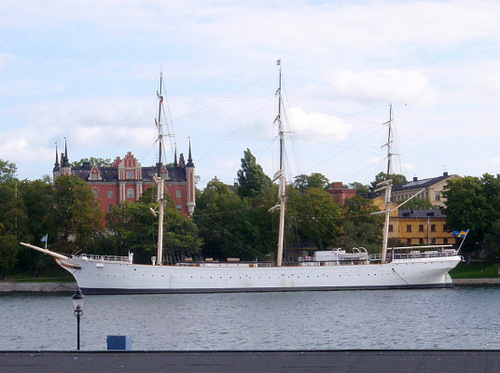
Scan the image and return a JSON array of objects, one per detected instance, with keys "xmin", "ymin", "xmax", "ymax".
[{"xmin": 1, "ymin": 350, "xmax": 499, "ymax": 373}]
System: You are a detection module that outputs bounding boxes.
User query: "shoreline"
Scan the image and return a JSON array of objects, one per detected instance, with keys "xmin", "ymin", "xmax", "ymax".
[{"xmin": 0, "ymin": 278, "xmax": 499, "ymax": 293}]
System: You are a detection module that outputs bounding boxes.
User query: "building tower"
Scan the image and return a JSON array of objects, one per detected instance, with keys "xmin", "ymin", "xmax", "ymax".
[{"xmin": 185, "ymin": 140, "xmax": 196, "ymax": 217}]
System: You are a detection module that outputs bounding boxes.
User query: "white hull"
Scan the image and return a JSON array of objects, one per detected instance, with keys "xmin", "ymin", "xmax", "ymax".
[{"xmin": 56, "ymin": 255, "xmax": 461, "ymax": 294}]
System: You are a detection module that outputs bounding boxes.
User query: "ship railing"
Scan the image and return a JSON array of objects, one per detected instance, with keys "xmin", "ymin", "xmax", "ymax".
[
  {"xmin": 369, "ymin": 245, "xmax": 458, "ymax": 262},
  {"xmin": 75, "ymin": 253, "xmax": 132, "ymax": 263},
  {"xmin": 381, "ymin": 245, "xmax": 458, "ymax": 261}
]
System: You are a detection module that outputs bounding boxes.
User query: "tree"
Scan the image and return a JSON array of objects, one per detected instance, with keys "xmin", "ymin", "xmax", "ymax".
[
  {"xmin": 72, "ymin": 157, "xmax": 112, "ymax": 168},
  {"xmin": 443, "ymin": 174, "xmax": 500, "ymax": 261},
  {"xmin": 237, "ymin": 149, "xmax": 272, "ymax": 198},
  {"xmin": 194, "ymin": 178, "xmax": 270, "ymax": 261},
  {"xmin": 293, "ymin": 173, "xmax": 330, "ymax": 192},
  {"xmin": 342, "ymin": 195, "xmax": 383, "ymax": 253},
  {"xmin": 0, "ymin": 223, "xmax": 17, "ymax": 279},
  {"xmin": 0, "ymin": 178, "xmax": 28, "ymax": 277},
  {"xmin": 16, "ymin": 179, "xmax": 56, "ymax": 273},
  {"xmin": 0, "ymin": 159, "xmax": 17, "ymax": 183},
  {"xmin": 106, "ymin": 186, "xmax": 202, "ymax": 264},
  {"xmin": 483, "ymin": 219, "xmax": 500, "ymax": 261},
  {"xmin": 51, "ymin": 175, "xmax": 104, "ymax": 253},
  {"xmin": 349, "ymin": 182, "xmax": 370, "ymax": 198},
  {"xmin": 403, "ymin": 197, "xmax": 434, "ymax": 210},
  {"xmin": 370, "ymin": 172, "xmax": 407, "ymax": 191},
  {"xmin": 287, "ymin": 187, "xmax": 343, "ymax": 250}
]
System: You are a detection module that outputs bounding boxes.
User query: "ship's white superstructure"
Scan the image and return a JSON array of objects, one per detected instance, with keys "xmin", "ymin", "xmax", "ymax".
[{"xmin": 20, "ymin": 63, "xmax": 463, "ymax": 294}]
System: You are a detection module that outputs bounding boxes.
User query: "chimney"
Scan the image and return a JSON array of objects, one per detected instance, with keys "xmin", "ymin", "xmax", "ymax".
[
  {"xmin": 443, "ymin": 172, "xmax": 449, "ymax": 177},
  {"xmin": 413, "ymin": 176, "xmax": 418, "ymax": 181}
]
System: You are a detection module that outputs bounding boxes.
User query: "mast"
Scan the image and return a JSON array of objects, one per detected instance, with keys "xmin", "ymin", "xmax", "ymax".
[
  {"xmin": 275, "ymin": 59, "xmax": 286, "ymax": 267},
  {"xmin": 154, "ymin": 73, "xmax": 165, "ymax": 266},
  {"xmin": 378, "ymin": 104, "xmax": 394, "ymax": 264}
]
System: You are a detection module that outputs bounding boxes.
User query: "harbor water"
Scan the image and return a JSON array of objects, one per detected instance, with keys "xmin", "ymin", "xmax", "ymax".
[{"xmin": 1, "ymin": 287, "xmax": 499, "ymax": 351}]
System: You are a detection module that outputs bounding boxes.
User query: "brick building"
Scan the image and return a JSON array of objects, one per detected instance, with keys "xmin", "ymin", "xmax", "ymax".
[
  {"xmin": 327, "ymin": 182, "xmax": 357, "ymax": 206},
  {"xmin": 52, "ymin": 141, "xmax": 196, "ymax": 217}
]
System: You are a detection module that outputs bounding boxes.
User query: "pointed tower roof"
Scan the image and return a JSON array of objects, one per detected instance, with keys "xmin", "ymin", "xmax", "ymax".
[
  {"xmin": 173, "ymin": 144, "xmax": 178, "ymax": 167},
  {"xmin": 186, "ymin": 139, "xmax": 194, "ymax": 167},
  {"xmin": 53, "ymin": 143, "xmax": 60, "ymax": 172},
  {"xmin": 61, "ymin": 138, "xmax": 71, "ymax": 167}
]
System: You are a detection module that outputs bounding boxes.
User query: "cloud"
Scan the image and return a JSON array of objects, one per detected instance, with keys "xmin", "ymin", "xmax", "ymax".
[
  {"xmin": 289, "ymin": 107, "xmax": 352, "ymax": 141},
  {"xmin": 327, "ymin": 69, "xmax": 435, "ymax": 108}
]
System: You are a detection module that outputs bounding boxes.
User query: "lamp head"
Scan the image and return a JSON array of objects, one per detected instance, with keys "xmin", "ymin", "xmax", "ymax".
[{"xmin": 72, "ymin": 289, "xmax": 85, "ymax": 311}]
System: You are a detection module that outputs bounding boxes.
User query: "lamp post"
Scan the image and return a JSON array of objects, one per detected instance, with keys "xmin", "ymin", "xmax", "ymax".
[{"xmin": 72, "ymin": 288, "xmax": 85, "ymax": 350}]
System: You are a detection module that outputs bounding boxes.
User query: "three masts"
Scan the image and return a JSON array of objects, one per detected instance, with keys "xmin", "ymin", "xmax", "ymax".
[{"xmin": 20, "ymin": 63, "xmax": 463, "ymax": 294}]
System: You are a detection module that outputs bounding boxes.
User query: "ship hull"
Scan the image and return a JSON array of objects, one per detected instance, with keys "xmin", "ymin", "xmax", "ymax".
[{"xmin": 57, "ymin": 256, "xmax": 461, "ymax": 294}]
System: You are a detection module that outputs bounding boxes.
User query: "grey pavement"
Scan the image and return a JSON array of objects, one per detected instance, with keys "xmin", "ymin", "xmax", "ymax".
[{"xmin": 1, "ymin": 350, "xmax": 499, "ymax": 373}]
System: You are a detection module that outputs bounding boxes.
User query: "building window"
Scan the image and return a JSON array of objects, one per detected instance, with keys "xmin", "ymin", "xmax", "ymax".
[
  {"xmin": 388, "ymin": 225, "xmax": 393, "ymax": 232},
  {"xmin": 127, "ymin": 188, "xmax": 134, "ymax": 198},
  {"xmin": 444, "ymin": 238, "xmax": 448, "ymax": 244},
  {"xmin": 406, "ymin": 238, "xmax": 412, "ymax": 245},
  {"xmin": 419, "ymin": 238, "xmax": 424, "ymax": 244},
  {"xmin": 435, "ymin": 192, "xmax": 441, "ymax": 201},
  {"xmin": 176, "ymin": 190, "xmax": 182, "ymax": 198},
  {"xmin": 176, "ymin": 204, "xmax": 182, "ymax": 212},
  {"xmin": 108, "ymin": 190, "xmax": 114, "ymax": 198},
  {"xmin": 419, "ymin": 225, "xmax": 424, "ymax": 232},
  {"xmin": 431, "ymin": 224, "xmax": 436, "ymax": 232},
  {"xmin": 108, "ymin": 205, "xmax": 114, "ymax": 212},
  {"xmin": 406, "ymin": 225, "xmax": 412, "ymax": 233},
  {"xmin": 127, "ymin": 171, "xmax": 134, "ymax": 179},
  {"xmin": 93, "ymin": 190, "xmax": 98, "ymax": 198}
]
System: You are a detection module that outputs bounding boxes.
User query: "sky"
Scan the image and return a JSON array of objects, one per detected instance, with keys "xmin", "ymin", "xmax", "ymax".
[{"xmin": 1, "ymin": 0, "xmax": 500, "ymax": 189}]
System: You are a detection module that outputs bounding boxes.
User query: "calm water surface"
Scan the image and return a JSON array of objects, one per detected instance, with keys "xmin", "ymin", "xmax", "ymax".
[{"xmin": 1, "ymin": 287, "xmax": 499, "ymax": 350}]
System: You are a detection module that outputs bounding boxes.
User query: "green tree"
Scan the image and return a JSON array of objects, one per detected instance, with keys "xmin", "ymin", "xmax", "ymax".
[
  {"xmin": 0, "ymin": 179, "xmax": 28, "ymax": 277},
  {"xmin": 293, "ymin": 173, "xmax": 330, "ymax": 192},
  {"xmin": 237, "ymin": 149, "xmax": 272, "ymax": 198},
  {"xmin": 0, "ymin": 224, "xmax": 17, "ymax": 279},
  {"xmin": 443, "ymin": 174, "xmax": 500, "ymax": 261},
  {"xmin": 194, "ymin": 178, "xmax": 272, "ymax": 261},
  {"xmin": 106, "ymin": 201, "xmax": 158, "ymax": 262},
  {"xmin": 403, "ymin": 197, "xmax": 434, "ymax": 210},
  {"xmin": 16, "ymin": 179, "xmax": 56, "ymax": 273},
  {"xmin": 370, "ymin": 172, "xmax": 407, "ymax": 191},
  {"xmin": 287, "ymin": 187, "xmax": 343, "ymax": 250},
  {"xmin": 349, "ymin": 182, "xmax": 370, "ymax": 198},
  {"xmin": 72, "ymin": 157, "xmax": 112, "ymax": 167},
  {"xmin": 106, "ymin": 186, "xmax": 201, "ymax": 264},
  {"xmin": 483, "ymin": 219, "xmax": 500, "ymax": 261},
  {"xmin": 342, "ymin": 195, "xmax": 383, "ymax": 252},
  {"xmin": 51, "ymin": 175, "xmax": 104, "ymax": 253},
  {"xmin": 0, "ymin": 159, "xmax": 17, "ymax": 183}
]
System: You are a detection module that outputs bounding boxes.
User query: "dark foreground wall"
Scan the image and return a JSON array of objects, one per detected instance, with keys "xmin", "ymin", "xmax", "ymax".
[{"xmin": 1, "ymin": 350, "xmax": 499, "ymax": 373}]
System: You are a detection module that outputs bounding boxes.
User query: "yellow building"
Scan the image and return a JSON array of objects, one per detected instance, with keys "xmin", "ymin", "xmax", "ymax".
[
  {"xmin": 373, "ymin": 197, "xmax": 457, "ymax": 246},
  {"xmin": 391, "ymin": 172, "xmax": 460, "ymax": 208}
]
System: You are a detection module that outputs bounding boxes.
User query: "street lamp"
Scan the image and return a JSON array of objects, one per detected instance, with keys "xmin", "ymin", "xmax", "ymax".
[{"xmin": 72, "ymin": 288, "xmax": 85, "ymax": 350}]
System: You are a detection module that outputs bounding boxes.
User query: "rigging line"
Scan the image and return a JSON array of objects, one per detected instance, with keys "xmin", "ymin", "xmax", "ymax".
[
  {"xmin": 196, "ymin": 95, "xmax": 276, "ymax": 163},
  {"xmin": 303, "ymin": 121, "xmax": 387, "ymax": 174},
  {"xmin": 196, "ymin": 209, "xmax": 269, "ymax": 253},
  {"xmin": 98, "ymin": 80, "xmax": 157, "ymax": 159},
  {"xmin": 168, "ymin": 71, "xmax": 277, "ymax": 125},
  {"xmin": 161, "ymin": 87, "xmax": 176, "ymax": 148},
  {"xmin": 291, "ymin": 98, "xmax": 390, "ymax": 125},
  {"xmin": 196, "ymin": 214, "xmax": 268, "ymax": 259}
]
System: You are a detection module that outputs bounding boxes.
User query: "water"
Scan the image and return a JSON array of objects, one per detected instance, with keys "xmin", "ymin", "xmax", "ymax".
[{"xmin": 1, "ymin": 287, "xmax": 499, "ymax": 351}]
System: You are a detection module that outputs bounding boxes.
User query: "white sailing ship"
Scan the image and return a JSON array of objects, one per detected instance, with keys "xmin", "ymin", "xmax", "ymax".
[{"xmin": 21, "ymin": 63, "xmax": 462, "ymax": 294}]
